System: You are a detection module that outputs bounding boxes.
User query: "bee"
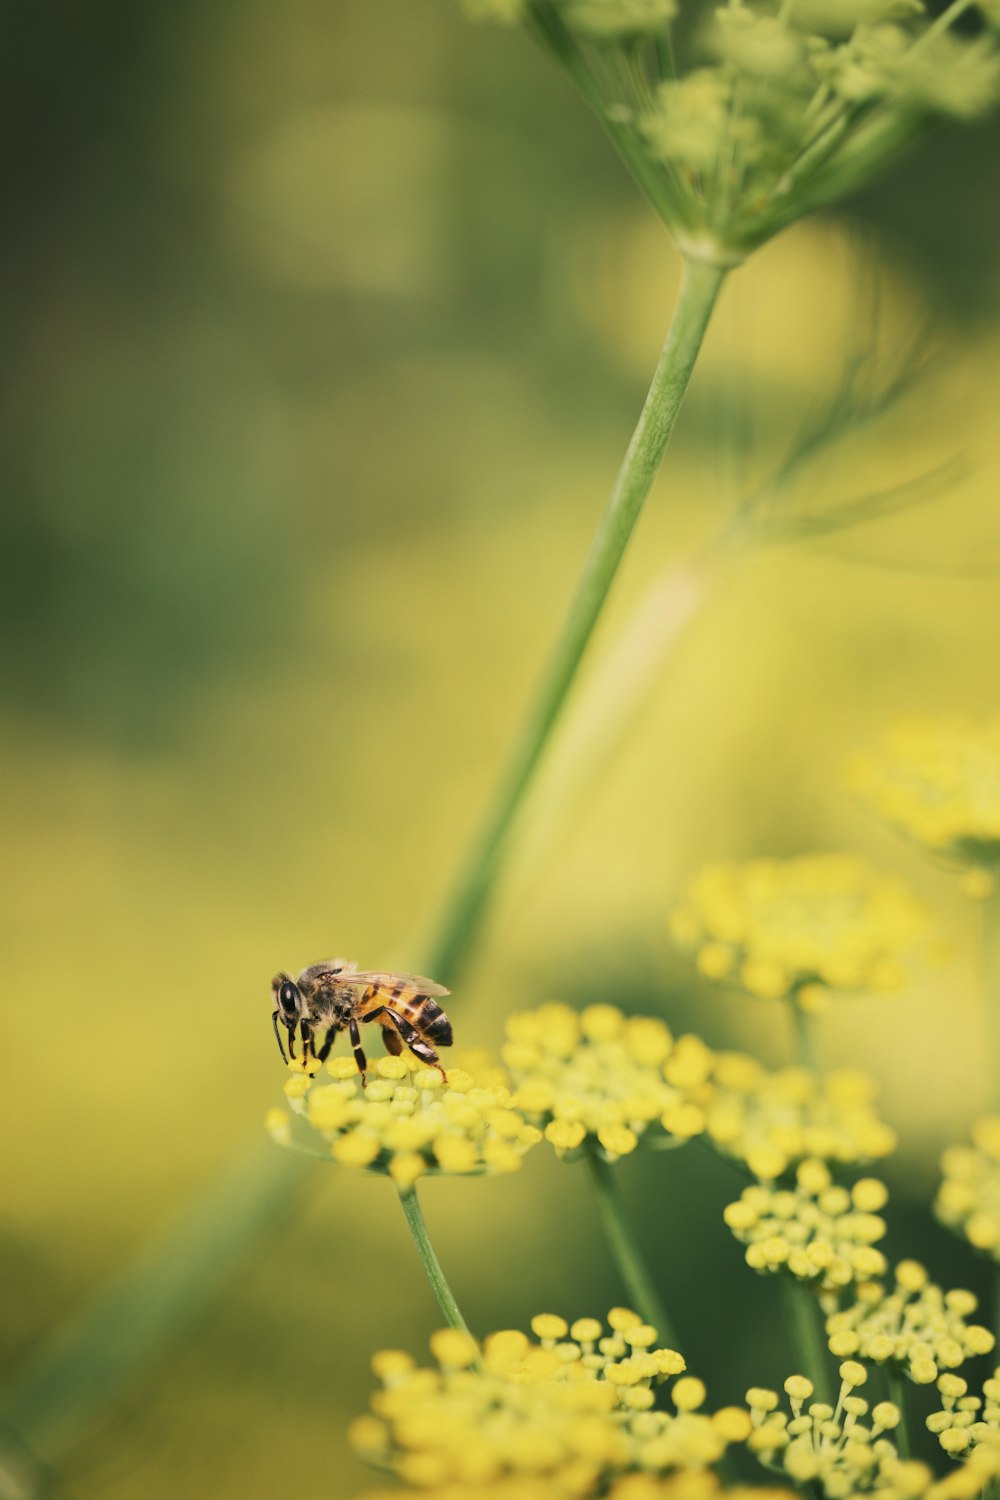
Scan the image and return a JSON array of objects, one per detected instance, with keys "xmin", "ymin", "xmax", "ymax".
[{"xmin": 270, "ymin": 959, "xmax": 452, "ymax": 1085}]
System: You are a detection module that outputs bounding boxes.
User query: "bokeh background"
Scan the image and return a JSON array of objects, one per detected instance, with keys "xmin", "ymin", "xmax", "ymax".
[{"xmin": 3, "ymin": 2, "xmax": 1000, "ymax": 1497}]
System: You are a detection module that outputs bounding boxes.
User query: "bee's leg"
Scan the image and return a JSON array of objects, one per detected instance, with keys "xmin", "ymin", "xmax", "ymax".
[
  {"xmin": 348, "ymin": 1018, "xmax": 368, "ymax": 1086},
  {"xmin": 387, "ymin": 1009, "xmax": 448, "ymax": 1085},
  {"xmin": 380, "ymin": 1026, "xmax": 403, "ymax": 1057},
  {"xmin": 315, "ymin": 1026, "xmax": 337, "ymax": 1064},
  {"xmin": 359, "ymin": 1005, "xmax": 403, "ymax": 1058},
  {"xmin": 272, "ymin": 1010, "xmax": 288, "ymax": 1064},
  {"xmin": 300, "ymin": 1020, "xmax": 314, "ymax": 1069}
]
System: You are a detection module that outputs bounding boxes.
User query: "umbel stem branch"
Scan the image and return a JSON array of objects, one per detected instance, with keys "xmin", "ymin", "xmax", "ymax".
[
  {"xmin": 428, "ymin": 258, "xmax": 726, "ymax": 986},
  {"xmin": 585, "ymin": 1150, "xmax": 681, "ymax": 1351},
  {"xmin": 396, "ymin": 1185, "xmax": 477, "ymax": 1345},
  {"xmin": 782, "ymin": 1280, "xmax": 832, "ymax": 1405}
]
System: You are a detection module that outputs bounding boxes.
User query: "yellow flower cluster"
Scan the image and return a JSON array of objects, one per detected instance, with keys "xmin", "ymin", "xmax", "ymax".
[
  {"xmin": 935, "ymin": 1119, "xmax": 1000, "ymax": 1260},
  {"xmin": 744, "ymin": 1366, "xmax": 1000, "ymax": 1499},
  {"xmin": 747, "ymin": 1366, "xmax": 1000, "ymax": 1498},
  {"xmin": 701, "ymin": 1054, "xmax": 897, "ymax": 1182},
  {"xmin": 746, "ymin": 1365, "xmax": 917, "ymax": 1497},
  {"xmin": 928, "ymin": 1369, "xmax": 1000, "ymax": 1459},
  {"xmin": 670, "ymin": 855, "xmax": 926, "ymax": 1005},
  {"xmin": 724, "ymin": 1160, "xmax": 889, "ymax": 1293},
  {"xmin": 359, "ymin": 1477, "xmax": 795, "ymax": 1500},
  {"xmin": 826, "ymin": 1262, "xmax": 995, "ymax": 1385},
  {"xmin": 503, "ymin": 1004, "xmax": 710, "ymax": 1161},
  {"xmin": 349, "ymin": 1309, "xmax": 751, "ymax": 1493},
  {"xmin": 360, "ymin": 1476, "xmax": 795, "ymax": 1500},
  {"xmin": 848, "ymin": 720, "xmax": 1000, "ymax": 892},
  {"xmin": 267, "ymin": 1050, "xmax": 541, "ymax": 1189}
]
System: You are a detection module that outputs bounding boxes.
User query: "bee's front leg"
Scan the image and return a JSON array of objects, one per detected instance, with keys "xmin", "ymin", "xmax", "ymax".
[{"xmin": 348, "ymin": 1018, "xmax": 367, "ymax": 1087}]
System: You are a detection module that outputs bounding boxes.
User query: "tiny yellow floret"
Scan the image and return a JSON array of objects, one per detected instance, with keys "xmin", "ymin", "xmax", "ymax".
[
  {"xmin": 429, "ymin": 1328, "xmax": 479, "ymax": 1367},
  {"xmin": 531, "ymin": 1314, "xmax": 569, "ymax": 1342},
  {"xmin": 672, "ymin": 1377, "xmax": 707, "ymax": 1411}
]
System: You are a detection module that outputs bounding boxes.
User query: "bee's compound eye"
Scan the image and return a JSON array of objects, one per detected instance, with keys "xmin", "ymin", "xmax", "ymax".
[{"xmin": 278, "ymin": 981, "xmax": 300, "ymax": 1016}]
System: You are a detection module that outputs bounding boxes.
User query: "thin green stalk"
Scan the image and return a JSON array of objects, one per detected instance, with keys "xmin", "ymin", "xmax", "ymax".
[
  {"xmin": 983, "ymin": 886, "xmax": 1000, "ymax": 1111},
  {"xmin": 773, "ymin": 99, "xmax": 872, "ymax": 204},
  {"xmin": 427, "ymin": 257, "xmax": 726, "ymax": 985},
  {"xmin": 782, "ymin": 1281, "xmax": 831, "ymax": 1404},
  {"xmin": 396, "ymin": 1185, "xmax": 476, "ymax": 1344},
  {"xmin": 655, "ymin": 29, "xmax": 675, "ymax": 81},
  {"xmin": 790, "ymin": 1000, "xmax": 821, "ymax": 1074},
  {"xmin": 585, "ymin": 1150, "xmax": 681, "ymax": 1350},
  {"xmin": 886, "ymin": 1368, "xmax": 912, "ymax": 1458},
  {"xmin": 913, "ymin": 0, "xmax": 975, "ymax": 48}
]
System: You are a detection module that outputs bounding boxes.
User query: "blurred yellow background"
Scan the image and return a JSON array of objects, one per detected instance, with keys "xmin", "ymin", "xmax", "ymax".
[{"xmin": 3, "ymin": 2, "xmax": 1000, "ymax": 1497}]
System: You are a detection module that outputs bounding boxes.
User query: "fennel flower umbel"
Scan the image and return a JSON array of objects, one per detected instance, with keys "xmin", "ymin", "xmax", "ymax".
[
  {"xmin": 724, "ymin": 1158, "xmax": 889, "ymax": 1292},
  {"xmin": 742, "ymin": 1365, "xmax": 1000, "ymax": 1498},
  {"xmin": 460, "ymin": 0, "xmax": 1000, "ymax": 262},
  {"xmin": 927, "ymin": 1368, "xmax": 1000, "ymax": 1460},
  {"xmin": 745, "ymin": 1366, "xmax": 919, "ymax": 1497},
  {"xmin": 349, "ymin": 1308, "xmax": 755, "ymax": 1493},
  {"xmin": 267, "ymin": 1050, "xmax": 541, "ymax": 1190},
  {"xmin": 848, "ymin": 720, "xmax": 1000, "ymax": 897},
  {"xmin": 358, "ymin": 1475, "xmax": 796, "ymax": 1500},
  {"xmin": 935, "ymin": 1117, "xmax": 1000, "ymax": 1260},
  {"xmin": 503, "ymin": 1003, "xmax": 711, "ymax": 1161},
  {"xmin": 825, "ymin": 1260, "xmax": 995, "ymax": 1385},
  {"xmin": 670, "ymin": 854, "xmax": 926, "ymax": 1009},
  {"xmin": 701, "ymin": 1052, "xmax": 897, "ymax": 1181}
]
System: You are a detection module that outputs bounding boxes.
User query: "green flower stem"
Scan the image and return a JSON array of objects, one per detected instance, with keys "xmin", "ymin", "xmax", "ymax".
[
  {"xmin": 396, "ymin": 1185, "xmax": 476, "ymax": 1345},
  {"xmin": 427, "ymin": 256, "xmax": 726, "ymax": 984},
  {"xmin": 790, "ymin": 999, "xmax": 821, "ymax": 1075},
  {"xmin": 886, "ymin": 1369, "xmax": 912, "ymax": 1458},
  {"xmin": 983, "ymin": 886, "xmax": 1000, "ymax": 1111},
  {"xmin": 782, "ymin": 1281, "xmax": 831, "ymax": 1404},
  {"xmin": 585, "ymin": 1150, "xmax": 681, "ymax": 1350}
]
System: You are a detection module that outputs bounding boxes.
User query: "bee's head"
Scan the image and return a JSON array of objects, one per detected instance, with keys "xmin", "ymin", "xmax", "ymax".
[{"xmin": 271, "ymin": 972, "xmax": 303, "ymax": 1023}]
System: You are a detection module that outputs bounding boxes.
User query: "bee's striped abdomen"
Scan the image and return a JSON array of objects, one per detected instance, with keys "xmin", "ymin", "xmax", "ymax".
[
  {"xmin": 390, "ymin": 991, "xmax": 452, "ymax": 1047},
  {"xmin": 416, "ymin": 996, "xmax": 453, "ymax": 1047}
]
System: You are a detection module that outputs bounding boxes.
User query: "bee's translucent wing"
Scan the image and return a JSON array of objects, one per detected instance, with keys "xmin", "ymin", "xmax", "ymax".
[{"xmin": 343, "ymin": 970, "xmax": 450, "ymax": 997}]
